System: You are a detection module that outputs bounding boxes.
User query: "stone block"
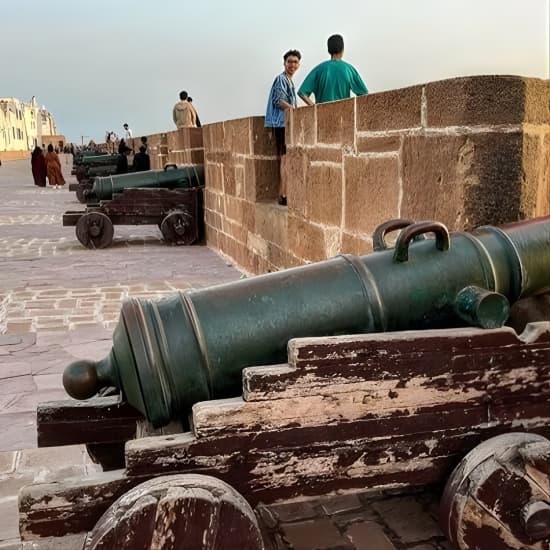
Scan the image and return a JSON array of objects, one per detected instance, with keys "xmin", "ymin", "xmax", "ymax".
[
  {"xmin": 18, "ymin": 445, "xmax": 87, "ymax": 471},
  {"xmin": 251, "ymin": 118, "xmax": 278, "ymax": 156},
  {"xmin": 223, "ymin": 219, "xmax": 247, "ymax": 244},
  {"xmin": 281, "ymin": 518, "xmax": 354, "ymax": 550},
  {"xmin": 288, "ymin": 105, "xmax": 316, "ymax": 147},
  {"xmin": 267, "ymin": 500, "xmax": 318, "ymax": 523},
  {"xmin": 0, "ymin": 452, "xmax": 17, "ymax": 475},
  {"xmin": 285, "ymin": 148, "xmax": 308, "ymax": 214},
  {"xmin": 357, "ymin": 136, "xmax": 401, "ymax": 153},
  {"xmin": 204, "ymin": 189, "xmax": 224, "ymax": 214},
  {"xmin": 425, "ymin": 75, "xmax": 527, "ymax": 127},
  {"xmin": 357, "ymin": 85, "xmax": 422, "ymax": 131},
  {"xmin": 254, "ymin": 202, "xmax": 288, "ymax": 250},
  {"xmin": 344, "ymin": 155, "xmax": 400, "ymax": 235},
  {"xmin": 305, "ymin": 163, "xmax": 343, "ymax": 227},
  {"xmin": 522, "ymin": 131, "xmax": 550, "ymax": 218},
  {"xmin": 345, "ymin": 521, "xmax": 397, "ymax": 550},
  {"xmin": 341, "ymin": 232, "xmax": 374, "ymax": 256},
  {"xmin": 224, "ymin": 195, "xmax": 244, "ymax": 224},
  {"xmin": 288, "ymin": 215, "xmax": 326, "ymax": 262},
  {"xmin": 203, "ymin": 122, "xmax": 224, "ymax": 152},
  {"xmin": 371, "ymin": 496, "xmax": 442, "ymax": 543},
  {"xmin": 401, "ymin": 132, "xmax": 524, "ymax": 229},
  {"xmin": 308, "ymin": 148, "xmax": 343, "ymax": 164},
  {"xmin": 167, "ymin": 127, "xmax": 203, "ymax": 151},
  {"xmin": 320, "ymin": 494, "xmax": 363, "ymax": 515},
  {"xmin": 524, "ymin": 78, "xmax": 550, "ymax": 124},
  {"xmin": 224, "ymin": 117, "xmax": 251, "ymax": 155},
  {"xmin": 205, "ymin": 163, "xmax": 224, "ymax": 193},
  {"xmin": 317, "ymin": 100, "xmax": 355, "ymax": 147},
  {"xmin": 223, "ymin": 162, "xmax": 237, "ymax": 196},
  {"xmin": 0, "ymin": 498, "xmax": 18, "ymax": 542},
  {"xmin": 245, "ymin": 158, "xmax": 279, "ymax": 202}
]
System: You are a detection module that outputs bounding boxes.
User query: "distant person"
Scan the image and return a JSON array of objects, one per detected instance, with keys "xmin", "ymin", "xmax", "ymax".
[
  {"xmin": 109, "ymin": 131, "xmax": 118, "ymax": 153},
  {"xmin": 118, "ymin": 138, "xmax": 128, "ymax": 154},
  {"xmin": 172, "ymin": 90, "xmax": 195, "ymax": 128},
  {"xmin": 44, "ymin": 144, "xmax": 65, "ymax": 189},
  {"xmin": 265, "ymin": 49, "xmax": 301, "ymax": 206},
  {"xmin": 116, "ymin": 145, "xmax": 132, "ymax": 174},
  {"xmin": 133, "ymin": 146, "xmax": 150, "ymax": 172},
  {"xmin": 298, "ymin": 34, "xmax": 368, "ymax": 105},
  {"xmin": 140, "ymin": 136, "xmax": 148, "ymax": 153},
  {"xmin": 188, "ymin": 97, "xmax": 201, "ymax": 127},
  {"xmin": 31, "ymin": 146, "xmax": 47, "ymax": 187},
  {"xmin": 123, "ymin": 123, "xmax": 134, "ymax": 150}
]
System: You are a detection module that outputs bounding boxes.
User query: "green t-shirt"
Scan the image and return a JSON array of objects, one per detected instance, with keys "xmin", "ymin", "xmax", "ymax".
[{"xmin": 298, "ymin": 59, "xmax": 368, "ymax": 103}]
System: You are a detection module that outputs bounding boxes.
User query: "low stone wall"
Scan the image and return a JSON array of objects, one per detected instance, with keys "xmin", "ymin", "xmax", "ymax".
[
  {"xmin": 203, "ymin": 75, "xmax": 550, "ymax": 273},
  {"xmin": 148, "ymin": 128, "xmax": 204, "ymax": 170},
  {"xmin": 0, "ymin": 151, "xmax": 29, "ymax": 162}
]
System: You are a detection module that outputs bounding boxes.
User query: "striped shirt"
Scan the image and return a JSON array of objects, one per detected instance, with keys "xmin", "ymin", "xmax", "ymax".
[{"xmin": 265, "ymin": 72, "xmax": 297, "ymax": 128}]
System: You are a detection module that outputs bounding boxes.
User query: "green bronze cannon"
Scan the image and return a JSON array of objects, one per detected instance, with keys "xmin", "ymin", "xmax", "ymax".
[
  {"xmin": 63, "ymin": 217, "xmax": 550, "ymax": 427},
  {"xmin": 83, "ymin": 164, "xmax": 204, "ymax": 202}
]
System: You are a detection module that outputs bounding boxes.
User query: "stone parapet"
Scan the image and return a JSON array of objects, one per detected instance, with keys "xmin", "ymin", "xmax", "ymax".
[{"xmin": 203, "ymin": 75, "xmax": 550, "ymax": 274}]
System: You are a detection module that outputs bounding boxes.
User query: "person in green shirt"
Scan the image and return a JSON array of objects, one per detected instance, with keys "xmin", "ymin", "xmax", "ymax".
[{"xmin": 298, "ymin": 34, "xmax": 368, "ymax": 105}]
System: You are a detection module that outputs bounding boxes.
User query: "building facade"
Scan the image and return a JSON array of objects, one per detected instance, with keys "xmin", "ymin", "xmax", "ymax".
[{"xmin": 0, "ymin": 96, "xmax": 59, "ymax": 154}]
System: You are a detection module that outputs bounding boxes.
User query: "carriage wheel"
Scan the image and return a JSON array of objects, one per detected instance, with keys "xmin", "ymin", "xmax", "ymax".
[
  {"xmin": 441, "ymin": 432, "xmax": 550, "ymax": 549},
  {"xmin": 160, "ymin": 208, "xmax": 195, "ymax": 245},
  {"xmin": 76, "ymin": 212, "xmax": 114, "ymax": 249},
  {"xmin": 85, "ymin": 474, "xmax": 264, "ymax": 550}
]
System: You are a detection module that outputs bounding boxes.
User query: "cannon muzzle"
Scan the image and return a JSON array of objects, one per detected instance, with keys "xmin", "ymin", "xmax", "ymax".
[{"xmin": 63, "ymin": 217, "xmax": 550, "ymax": 426}]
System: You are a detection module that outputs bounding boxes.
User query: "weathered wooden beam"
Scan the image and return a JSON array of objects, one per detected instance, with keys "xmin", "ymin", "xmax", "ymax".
[
  {"xmin": 37, "ymin": 396, "xmax": 142, "ymax": 447},
  {"xmin": 243, "ymin": 324, "xmax": 550, "ymax": 402}
]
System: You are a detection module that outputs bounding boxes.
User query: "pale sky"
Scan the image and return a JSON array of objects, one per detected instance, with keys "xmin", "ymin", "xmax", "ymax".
[{"xmin": 1, "ymin": 0, "xmax": 548, "ymax": 144}]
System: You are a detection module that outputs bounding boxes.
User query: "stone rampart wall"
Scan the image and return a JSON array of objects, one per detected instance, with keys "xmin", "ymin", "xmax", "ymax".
[{"xmin": 202, "ymin": 75, "xmax": 550, "ymax": 274}]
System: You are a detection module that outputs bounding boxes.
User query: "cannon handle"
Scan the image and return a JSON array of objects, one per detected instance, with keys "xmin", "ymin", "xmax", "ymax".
[
  {"xmin": 393, "ymin": 221, "xmax": 450, "ymax": 263},
  {"xmin": 164, "ymin": 164, "xmax": 178, "ymax": 171},
  {"xmin": 373, "ymin": 219, "xmax": 416, "ymax": 251}
]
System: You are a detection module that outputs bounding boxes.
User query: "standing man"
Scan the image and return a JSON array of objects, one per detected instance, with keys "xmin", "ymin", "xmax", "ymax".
[
  {"xmin": 172, "ymin": 91, "xmax": 195, "ymax": 128},
  {"xmin": 265, "ymin": 49, "xmax": 301, "ymax": 206},
  {"xmin": 298, "ymin": 34, "xmax": 368, "ymax": 105},
  {"xmin": 123, "ymin": 123, "xmax": 134, "ymax": 151}
]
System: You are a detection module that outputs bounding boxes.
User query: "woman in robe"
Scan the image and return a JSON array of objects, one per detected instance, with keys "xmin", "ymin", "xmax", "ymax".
[
  {"xmin": 31, "ymin": 146, "xmax": 47, "ymax": 187},
  {"xmin": 44, "ymin": 144, "xmax": 65, "ymax": 188}
]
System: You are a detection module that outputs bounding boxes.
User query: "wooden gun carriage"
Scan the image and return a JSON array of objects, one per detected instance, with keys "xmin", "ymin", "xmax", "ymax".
[
  {"xmin": 21, "ymin": 320, "xmax": 550, "ymax": 549},
  {"xmin": 63, "ymin": 186, "xmax": 204, "ymax": 249}
]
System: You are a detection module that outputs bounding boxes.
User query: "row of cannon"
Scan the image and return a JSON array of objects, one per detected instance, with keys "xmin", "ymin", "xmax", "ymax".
[{"xmin": 67, "ymin": 152, "xmax": 205, "ymax": 248}]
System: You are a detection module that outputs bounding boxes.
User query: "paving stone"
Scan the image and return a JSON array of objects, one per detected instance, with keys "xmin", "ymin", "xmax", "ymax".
[
  {"xmin": 332, "ymin": 507, "xmax": 379, "ymax": 529},
  {"xmin": 344, "ymin": 521, "xmax": 397, "ymax": 550},
  {"xmin": 0, "ymin": 363, "xmax": 32, "ymax": 380},
  {"xmin": 18, "ymin": 445, "xmax": 87, "ymax": 471},
  {"xmin": 281, "ymin": 518, "xmax": 353, "ymax": 550},
  {"xmin": 32, "ymin": 374, "xmax": 63, "ymax": 391},
  {"xmin": 0, "ymin": 453, "xmax": 17, "ymax": 475},
  {"xmin": 267, "ymin": 500, "xmax": 319, "ymax": 523},
  {"xmin": 0, "ymin": 413, "xmax": 36, "ymax": 451},
  {"xmin": 21, "ymin": 534, "xmax": 87, "ymax": 549},
  {"xmin": 371, "ymin": 497, "xmax": 443, "ymax": 544},
  {"xmin": 0, "ymin": 539, "xmax": 21, "ymax": 549},
  {"xmin": 319, "ymin": 494, "xmax": 363, "ymax": 515},
  {"xmin": 0, "ymin": 377, "xmax": 36, "ymax": 396},
  {"xmin": 0, "ymin": 473, "xmax": 35, "ymax": 498}
]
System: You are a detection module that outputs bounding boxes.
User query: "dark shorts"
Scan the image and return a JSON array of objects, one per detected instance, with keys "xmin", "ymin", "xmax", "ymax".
[{"xmin": 271, "ymin": 127, "xmax": 286, "ymax": 156}]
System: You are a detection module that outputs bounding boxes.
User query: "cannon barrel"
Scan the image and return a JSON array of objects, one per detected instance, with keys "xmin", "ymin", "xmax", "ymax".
[
  {"xmin": 79, "ymin": 153, "xmax": 119, "ymax": 167},
  {"xmin": 63, "ymin": 217, "xmax": 550, "ymax": 427},
  {"xmin": 87, "ymin": 164, "xmax": 204, "ymax": 201}
]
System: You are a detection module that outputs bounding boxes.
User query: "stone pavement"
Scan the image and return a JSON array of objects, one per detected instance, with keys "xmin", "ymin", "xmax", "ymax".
[{"xmin": 0, "ymin": 158, "xmax": 449, "ymax": 548}]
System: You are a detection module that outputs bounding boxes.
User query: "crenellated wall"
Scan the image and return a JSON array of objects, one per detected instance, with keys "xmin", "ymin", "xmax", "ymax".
[
  {"xmin": 149, "ymin": 128, "xmax": 204, "ymax": 170},
  {"xmin": 203, "ymin": 75, "xmax": 550, "ymax": 274}
]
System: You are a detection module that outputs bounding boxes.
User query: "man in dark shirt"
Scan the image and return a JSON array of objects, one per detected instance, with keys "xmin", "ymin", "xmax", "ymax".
[
  {"xmin": 116, "ymin": 146, "xmax": 132, "ymax": 174},
  {"xmin": 133, "ymin": 146, "xmax": 150, "ymax": 172}
]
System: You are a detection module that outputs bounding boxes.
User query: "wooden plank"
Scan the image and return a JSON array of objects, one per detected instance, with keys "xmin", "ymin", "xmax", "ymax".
[
  {"xmin": 37, "ymin": 396, "xmax": 142, "ymax": 447},
  {"xmin": 23, "ymin": 423, "xmax": 550, "ymax": 538},
  {"xmin": 243, "ymin": 324, "xmax": 550, "ymax": 402},
  {"xmin": 197, "ymin": 367, "xmax": 550, "ymax": 437}
]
